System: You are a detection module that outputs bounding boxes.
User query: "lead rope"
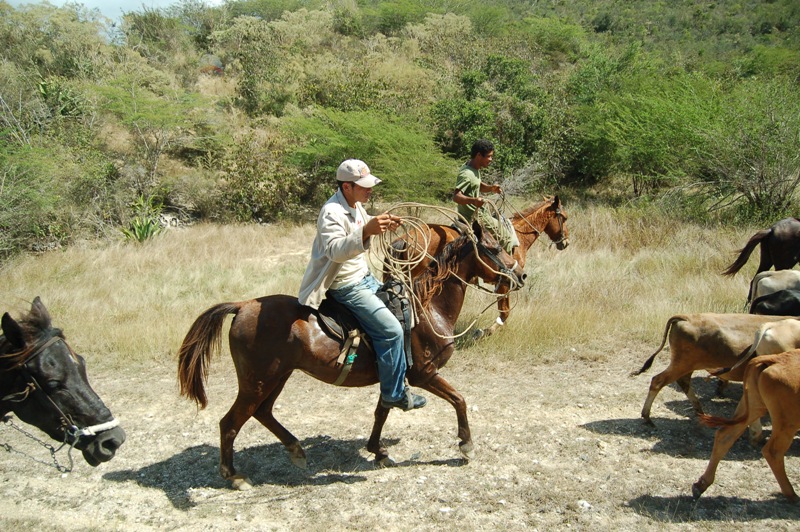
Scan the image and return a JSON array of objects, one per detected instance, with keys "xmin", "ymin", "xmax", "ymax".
[{"xmin": 1, "ymin": 414, "xmax": 74, "ymax": 473}]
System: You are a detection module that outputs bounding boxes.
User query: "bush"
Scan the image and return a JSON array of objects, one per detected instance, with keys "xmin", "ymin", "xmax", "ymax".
[{"xmin": 282, "ymin": 108, "xmax": 453, "ymax": 203}]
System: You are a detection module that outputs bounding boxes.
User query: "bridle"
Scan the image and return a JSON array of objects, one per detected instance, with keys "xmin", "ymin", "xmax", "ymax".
[
  {"xmin": 0, "ymin": 336, "xmax": 119, "ymax": 450},
  {"xmin": 548, "ymin": 206, "xmax": 568, "ymax": 247},
  {"xmin": 475, "ymin": 239, "xmax": 522, "ymax": 291}
]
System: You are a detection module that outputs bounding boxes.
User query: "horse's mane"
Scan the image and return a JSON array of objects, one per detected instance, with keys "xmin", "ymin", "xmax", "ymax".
[
  {"xmin": 512, "ymin": 197, "xmax": 553, "ymax": 221},
  {"xmin": 0, "ymin": 304, "xmax": 57, "ymax": 369},
  {"xmin": 412, "ymin": 234, "xmax": 473, "ymax": 308}
]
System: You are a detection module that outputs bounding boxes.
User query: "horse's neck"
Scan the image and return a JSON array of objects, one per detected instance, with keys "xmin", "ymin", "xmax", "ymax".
[
  {"xmin": 418, "ymin": 278, "xmax": 467, "ymax": 335},
  {"xmin": 514, "ymin": 206, "xmax": 550, "ymax": 253}
]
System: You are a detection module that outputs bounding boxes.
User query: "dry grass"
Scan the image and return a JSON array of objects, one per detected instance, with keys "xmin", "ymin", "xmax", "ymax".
[{"xmin": 0, "ymin": 206, "xmax": 755, "ymax": 370}]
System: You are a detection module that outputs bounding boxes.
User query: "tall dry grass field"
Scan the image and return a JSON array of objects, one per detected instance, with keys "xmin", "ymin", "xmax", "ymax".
[{"xmin": 0, "ymin": 205, "xmax": 755, "ymax": 371}]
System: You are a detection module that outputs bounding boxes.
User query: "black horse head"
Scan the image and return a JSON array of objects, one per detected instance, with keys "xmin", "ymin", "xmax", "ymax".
[{"xmin": 0, "ymin": 297, "xmax": 125, "ymax": 466}]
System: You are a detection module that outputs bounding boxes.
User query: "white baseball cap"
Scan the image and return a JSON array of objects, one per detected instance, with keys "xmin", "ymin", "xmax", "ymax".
[{"xmin": 336, "ymin": 159, "xmax": 382, "ymax": 188}]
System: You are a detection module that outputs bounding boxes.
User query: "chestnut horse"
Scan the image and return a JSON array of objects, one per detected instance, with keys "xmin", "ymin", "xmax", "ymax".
[
  {"xmin": 387, "ymin": 196, "xmax": 569, "ymax": 337},
  {"xmin": 177, "ymin": 223, "xmax": 525, "ymax": 489},
  {"xmin": 1, "ymin": 297, "xmax": 126, "ymax": 468}
]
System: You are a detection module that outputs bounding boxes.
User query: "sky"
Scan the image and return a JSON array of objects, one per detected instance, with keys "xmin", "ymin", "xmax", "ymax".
[{"xmin": 6, "ymin": 0, "xmax": 225, "ymax": 23}]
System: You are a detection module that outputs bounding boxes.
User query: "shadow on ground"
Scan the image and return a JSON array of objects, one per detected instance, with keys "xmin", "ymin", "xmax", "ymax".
[
  {"xmin": 103, "ymin": 434, "xmax": 466, "ymax": 509},
  {"xmin": 628, "ymin": 493, "xmax": 800, "ymax": 522}
]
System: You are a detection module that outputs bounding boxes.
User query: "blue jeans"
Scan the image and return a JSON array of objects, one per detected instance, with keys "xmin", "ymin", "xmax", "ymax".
[{"xmin": 328, "ymin": 273, "xmax": 407, "ymax": 402}]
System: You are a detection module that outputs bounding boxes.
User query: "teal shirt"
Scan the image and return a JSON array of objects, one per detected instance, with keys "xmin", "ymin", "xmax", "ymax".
[{"xmin": 455, "ymin": 163, "xmax": 481, "ymax": 221}]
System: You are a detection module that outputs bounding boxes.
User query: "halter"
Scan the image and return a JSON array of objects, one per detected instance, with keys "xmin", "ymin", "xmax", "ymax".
[
  {"xmin": 476, "ymin": 240, "xmax": 521, "ymax": 290},
  {"xmin": 548, "ymin": 206, "xmax": 568, "ymax": 247},
  {"xmin": 1, "ymin": 336, "xmax": 120, "ymax": 442}
]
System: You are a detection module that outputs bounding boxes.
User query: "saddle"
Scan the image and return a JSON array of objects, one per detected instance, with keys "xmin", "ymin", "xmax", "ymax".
[{"xmin": 316, "ymin": 278, "xmax": 414, "ymax": 385}]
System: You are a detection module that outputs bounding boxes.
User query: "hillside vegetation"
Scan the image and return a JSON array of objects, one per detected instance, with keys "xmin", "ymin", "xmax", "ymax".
[{"xmin": 1, "ymin": 0, "xmax": 799, "ymax": 259}]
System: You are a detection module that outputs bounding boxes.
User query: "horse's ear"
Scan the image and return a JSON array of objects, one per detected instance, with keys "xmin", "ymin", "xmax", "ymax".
[
  {"xmin": 552, "ymin": 195, "xmax": 560, "ymax": 206},
  {"xmin": 471, "ymin": 220, "xmax": 483, "ymax": 241},
  {"xmin": 29, "ymin": 296, "xmax": 51, "ymax": 330},
  {"xmin": 1, "ymin": 312, "xmax": 26, "ymax": 350}
]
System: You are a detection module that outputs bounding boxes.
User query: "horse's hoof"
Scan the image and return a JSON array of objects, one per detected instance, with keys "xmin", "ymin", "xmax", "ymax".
[
  {"xmin": 376, "ymin": 456, "xmax": 396, "ymax": 468},
  {"xmin": 460, "ymin": 442, "xmax": 475, "ymax": 462},
  {"xmin": 231, "ymin": 476, "xmax": 253, "ymax": 491},
  {"xmin": 290, "ymin": 455, "xmax": 308, "ymax": 469},
  {"xmin": 472, "ymin": 329, "xmax": 485, "ymax": 340}
]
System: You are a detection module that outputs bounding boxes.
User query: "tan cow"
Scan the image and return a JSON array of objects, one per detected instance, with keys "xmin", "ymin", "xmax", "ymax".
[
  {"xmin": 714, "ymin": 318, "xmax": 800, "ymax": 378},
  {"xmin": 692, "ymin": 350, "xmax": 800, "ymax": 502},
  {"xmin": 631, "ymin": 313, "xmax": 795, "ymax": 425}
]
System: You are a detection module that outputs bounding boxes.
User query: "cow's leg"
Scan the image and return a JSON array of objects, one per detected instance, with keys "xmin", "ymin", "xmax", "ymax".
[
  {"xmin": 250, "ymin": 372, "xmax": 307, "ymax": 469},
  {"xmin": 642, "ymin": 369, "xmax": 695, "ymax": 424},
  {"xmin": 692, "ymin": 419, "xmax": 751, "ymax": 498},
  {"xmin": 761, "ymin": 424, "xmax": 799, "ymax": 502},
  {"xmin": 419, "ymin": 373, "xmax": 473, "ymax": 460},
  {"xmin": 675, "ymin": 374, "xmax": 704, "ymax": 415}
]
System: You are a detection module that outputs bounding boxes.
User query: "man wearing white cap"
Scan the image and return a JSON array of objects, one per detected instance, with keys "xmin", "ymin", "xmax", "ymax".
[{"xmin": 298, "ymin": 159, "xmax": 427, "ymax": 411}]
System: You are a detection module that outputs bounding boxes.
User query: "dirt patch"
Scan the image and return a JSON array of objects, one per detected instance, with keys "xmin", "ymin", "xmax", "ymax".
[{"xmin": 2, "ymin": 341, "xmax": 800, "ymax": 531}]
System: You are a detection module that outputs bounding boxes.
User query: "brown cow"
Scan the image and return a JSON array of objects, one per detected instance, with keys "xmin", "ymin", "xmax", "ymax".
[
  {"xmin": 693, "ymin": 350, "xmax": 800, "ymax": 502},
  {"xmin": 631, "ymin": 313, "xmax": 795, "ymax": 425}
]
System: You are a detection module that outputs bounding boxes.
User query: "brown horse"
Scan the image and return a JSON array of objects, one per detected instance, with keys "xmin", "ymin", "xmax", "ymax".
[
  {"xmin": 387, "ymin": 196, "xmax": 569, "ymax": 337},
  {"xmin": 722, "ymin": 217, "xmax": 800, "ymax": 304},
  {"xmin": 177, "ymin": 222, "xmax": 525, "ymax": 489}
]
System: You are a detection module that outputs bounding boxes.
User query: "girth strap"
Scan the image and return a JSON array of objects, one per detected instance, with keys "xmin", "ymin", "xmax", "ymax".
[{"xmin": 333, "ymin": 330, "xmax": 361, "ymax": 386}]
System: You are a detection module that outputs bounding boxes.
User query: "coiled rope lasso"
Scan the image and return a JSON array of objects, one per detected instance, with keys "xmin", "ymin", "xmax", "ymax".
[{"xmin": 367, "ymin": 202, "xmax": 520, "ymax": 340}]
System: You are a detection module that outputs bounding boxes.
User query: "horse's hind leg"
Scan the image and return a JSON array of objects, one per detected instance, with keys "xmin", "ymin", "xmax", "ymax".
[
  {"xmin": 420, "ymin": 373, "xmax": 473, "ymax": 461},
  {"xmin": 251, "ymin": 372, "xmax": 307, "ymax": 469},
  {"xmin": 219, "ymin": 391, "xmax": 265, "ymax": 490}
]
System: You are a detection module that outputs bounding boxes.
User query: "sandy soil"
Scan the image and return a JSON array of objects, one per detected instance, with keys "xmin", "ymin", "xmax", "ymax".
[{"xmin": 2, "ymin": 338, "xmax": 800, "ymax": 531}]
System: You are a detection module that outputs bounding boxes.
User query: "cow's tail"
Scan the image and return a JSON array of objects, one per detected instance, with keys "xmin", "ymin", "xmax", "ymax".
[
  {"xmin": 630, "ymin": 316, "xmax": 685, "ymax": 376},
  {"xmin": 722, "ymin": 229, "xmax": 770, "ymax": 276},
  {"xmin": 700, "ymin": 355, "xmax": 778, "ymax": 427},
  {"xmin": 177, "ymin": 301, "xmax": 243, "ymax": 409}
]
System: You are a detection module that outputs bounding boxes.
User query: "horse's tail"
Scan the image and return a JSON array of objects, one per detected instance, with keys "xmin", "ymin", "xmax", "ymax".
[
  {"xmin": 722, "ymin": 229, "xmax": 771, "ymax": 276},
  {"xmin": 630, "ymin": 316, "xmax": 686, "ymax": 376},
  {"xmin": 177, "ymin": 302, "xmax": 242, "ymax": 409}
]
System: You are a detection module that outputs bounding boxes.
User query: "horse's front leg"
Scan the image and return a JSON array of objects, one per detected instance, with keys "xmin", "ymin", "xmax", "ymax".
[
  {"xmin": 420, "ymin": 373, "xmax": 473, "ymax": 461},
  {"xmin": 482, "ymin": 287, "xmax": 511, "ymax": 338},
  {"xmin": 367, "ymin": 400, "xmax": 393, "ymax": 466}
]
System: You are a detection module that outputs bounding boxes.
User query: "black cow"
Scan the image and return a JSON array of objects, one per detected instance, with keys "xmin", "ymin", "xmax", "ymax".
[{"xmin": 750, "ymin": 289, "xmax": 800, "ymax": 316}]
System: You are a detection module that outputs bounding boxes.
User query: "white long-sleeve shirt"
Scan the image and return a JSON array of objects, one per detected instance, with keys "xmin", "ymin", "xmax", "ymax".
[{"xmin": 298, "ymin": 189, "xmax": 373, "ymax": 309}]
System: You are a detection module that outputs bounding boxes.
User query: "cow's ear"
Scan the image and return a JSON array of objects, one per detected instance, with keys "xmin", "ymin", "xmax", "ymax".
[{"xmin": 1, "ymin": 312, "xmax": 26, "ymax": 350}]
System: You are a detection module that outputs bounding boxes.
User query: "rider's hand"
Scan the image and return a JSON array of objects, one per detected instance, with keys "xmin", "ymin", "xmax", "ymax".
[{"xmin": 364, "ymin": 213, "xmax": 402, "ymax": 237}]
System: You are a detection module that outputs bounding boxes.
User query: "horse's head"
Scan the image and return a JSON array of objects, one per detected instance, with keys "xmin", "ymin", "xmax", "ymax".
[
  {"xmin": 542, "ymin": 196, "xmax": 569, "ymax": 250},
  {"xmin": 0, "ymin": 298, "xmax": 125, "ymax": 467},
  {"xmin": 469, "ymin": 221, "xmax": 526, "ymax": 290}
]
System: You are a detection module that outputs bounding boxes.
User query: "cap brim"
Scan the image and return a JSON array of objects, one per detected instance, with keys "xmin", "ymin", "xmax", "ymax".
[{"xmin": 353, "ymin": 175, "xmax": 381, "ymax": 188}]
